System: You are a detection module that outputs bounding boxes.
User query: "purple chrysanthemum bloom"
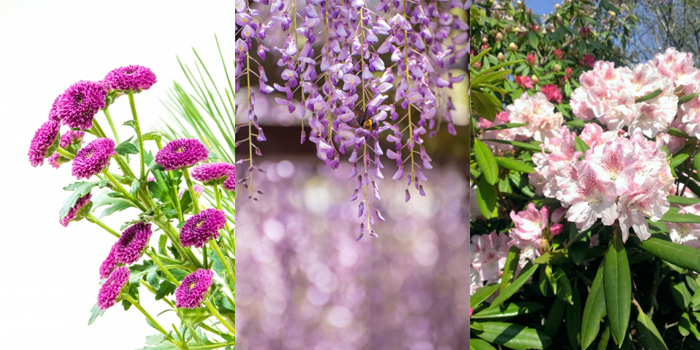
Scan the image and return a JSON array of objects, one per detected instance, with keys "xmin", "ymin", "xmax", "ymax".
[
  {"xmin": 104, "ymin": 65, "xmax": 157, "ymax": 93},
  {"xmin": 28, "ymin": 119, "xmax": 60, "ymax": 167},
  {"xmin": 72, "ymin": 138, "xmax": 115, "ymax": 179},
  {"xmin": 180, "ymin": 209, "xmax": 226, "ymax": 248},
  {"xmin": 222, "ymin": 173, "xmax": 235, "ymax": 191},
  {"xmin": 191, "ymin": 162, "xmax": 235, "ymax": 185},
  {"xmin": 113, "ymin": 222, "xmax": 152, "ymax": 265},
  {"xmin": 175, "ymin": 269, "xmax": 214, "ymax": 309},
  {"xmin": 99, "ymin": 245, "xmax": 118, "ymax": 279},
  {"xmin": 48, "ymin": 130, "xmax": 85, "ymax": 169},
  {"xmin": 60, "ymin": 192, "xmax": 92, "ymax": 227},
  {"xmin": 155, "ymin": 138, "xmax": 208, "ymax": 171},
  {"xmin": 97, "ymin": 266, "xmax": 130, "ymax": 310},
  {"xmin": 48, "ymin": 96, "xmax": 61, "ymax": 121},
  {"xmin": 56, "ymin": 80, "xmax": 108, "ymax": 130}
]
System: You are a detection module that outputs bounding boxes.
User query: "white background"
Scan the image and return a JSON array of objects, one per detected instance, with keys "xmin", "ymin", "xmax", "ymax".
[{"xmin": 0, "ymin": 1, "xmax": 232, "ymax": 348}]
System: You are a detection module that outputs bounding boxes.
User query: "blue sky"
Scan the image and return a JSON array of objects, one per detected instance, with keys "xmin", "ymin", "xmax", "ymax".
[{"xmin": 526, "ymin": 0, "xmax": 558, "ymax": 14}]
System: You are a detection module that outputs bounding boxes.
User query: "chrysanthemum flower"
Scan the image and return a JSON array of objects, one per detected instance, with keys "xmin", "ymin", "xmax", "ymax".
[
  {"xmin": 48, "ymin": 130, "xmax": 85, "ymax": 168},
  {"xmin": 104, "ymin": 65, "xmax": 157, "ymax": 93},
  {"xmin": 28, "ymin": 119, "xmax": 60, "ymax": 167},
  {"xmin": 155, "ymin": 138, "xmax": 208, "ymax": 171},
  {"xmin": 72, "ymin": 138, "xmax": 115, "ymax": 179},
  {"xmin": 113, "ymin": 222, "xmax": 152, "ymax": 265},
  {"xmin": 223, "ymin": 173, "xmax": 236, "ymax": 191},
  {"xmin": 59, "ymin": 192, "xmax": 92, "ymax": 227},
  {"xmin": 97, "ymin": 266, "xmax": 129, "ymax": 310},
  {"xmin": 56, "ymin": 80, "xmax": 108, "ymax": 130},
  {"xmin": 175, "ymin": 269, "xmax": 214, "ymax": 309},
  {"xmin": 191, "ymin": 162, "xmax": 235, "ymax": 185},
  {"xmin": 99, "ymin": 246, "xmax": 118, "ymax": 279},
  {"xmin": 180, "ymin": 209, "xmax": 226, "ymax": 248}
]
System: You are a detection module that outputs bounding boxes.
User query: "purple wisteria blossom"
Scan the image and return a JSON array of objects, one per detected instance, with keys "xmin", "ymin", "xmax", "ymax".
[
  {"xmin": 155, "ymin": 138, "xmax": 208, "ymax": 170},
  {"xmin": 191, "ymin": 162, "xmax": 235, "ymax": 185},
  {"xmin": 72, "ymin": 138, "xmax": 115, "ymax": 179},
  {"xmin": 175, "ymin": 269, "xmax": 214, "ymax": 309},
  {"xmin": 28, "ymin": 119, "xmax": 60, "ymax": 167},
  {"xmin": 180, "ymin": 209, "xmax": 226, "ymax": 248},
  {"xmin": 56, "ymin": 80, "xmax": 108, "ymax": 130},
  {"xmin": 113, "ymin": 222, "xmax": 152, "ymax": 265},
  {"xmin": 59, "ymin": 192, "xmax": 92, "ymax": 227},
  {"xmin": 97, "ymin": 266, "xmax": 129, "ymax": 310},
  {"xmin": 104, "ymin": 65, "xmax": 157, "ymax": 93}
]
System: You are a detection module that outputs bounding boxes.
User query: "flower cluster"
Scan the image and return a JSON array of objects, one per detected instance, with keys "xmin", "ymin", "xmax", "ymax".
[{"xmin": 470, "ymin": 231, "xmax": 510, "ymax": 295}]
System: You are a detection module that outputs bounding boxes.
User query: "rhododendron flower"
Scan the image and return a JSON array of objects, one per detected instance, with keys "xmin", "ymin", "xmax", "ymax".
[
  {"xmin": 97, "ymin": 266, "xmax": 129, "ymax": 310},
  {"xmin": 668, "ymin": 205, "xmax": 700, "ymax": 248},
  {"xmin": 515, "ymin": 75, "xmax": 534, "ymax": 89},
  {"xmin": 478, "ymin": 111, "xmax": 517, "ymax": 153},
  {"xmin": 60, "ymin": 192, "xmax": 92, "ymax": 227},
  {"xmin": 470, "ymin": 231, "xmax": 510, "ymax": 283},
  {"xmin": 72, "ymin": 138, "xmax": 116, "ymax": 179},
  {"xmin": 180, "ymin": 209, "xmax": 227, "ymax": 248},
  {"xmin": 506, "ymin": 92, "xmax": 563, "ymax": 143},
  {"xmin": 56, "ymin": 80, "xmax": 108, "ymax": 130},
  {"xmin": 104, "ymin": 65, "xmax": 157, "ymax": 93},
  {"xmin": 579, "ymin": 54, "xmax": 595, "ymax": 68},
  {"xmin": 175, "ymin": 269, "xmax": 214, "ymax": 308},
  {"xmin": 554, "ymin": 49, "xmax": 564, "ymax": 60},
  {"xmin": 653, "ymin": 47, "xmax": 700, "ymax": 93},
  {"xmin": 510, "ymin": 203, "xmax": 549, "ymax": 242},
  {"xmin": 155, "ymin": 138, "xmax": 208, "ymax": 170},
  {"xmin": 679, "ymin": 97, "xmax": 700, "ymax": 138},
  {"xmin": 526, "ymin": 54, "xmax": 537, "ymax": 66},
  {"xmin": 28, "ymin": 119, "xmax": 60, "ymax": 167},
  {"xmin": 529, "ymin": 126, "xmax": 580, "ymax": 198},
  {"xmin": 541, "ymin": 84, "xmax": 562, "ymax": 103},
  {"xmin": 558, "ymin": 161, "xmax": 619, "ymax": 232},
  {"xmin": 617, "ymin": 177, "xmax": 669, "ymax": 242},
  {"xmin": 113, "ymin": 222, "xmax": 152, "ymax": 265}
]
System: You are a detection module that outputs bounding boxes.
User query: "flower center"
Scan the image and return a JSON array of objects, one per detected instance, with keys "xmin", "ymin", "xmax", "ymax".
[
  {"xmin": 177, "ymin": 147, "xmax": 185, "ymax": 153},
  {"xmin": 196, "ymin": 220, "xmax": 204, "ymax": 228},
  {"xmin": 190, "ymin": 282, "xmax": 196, "ymax": 290}
]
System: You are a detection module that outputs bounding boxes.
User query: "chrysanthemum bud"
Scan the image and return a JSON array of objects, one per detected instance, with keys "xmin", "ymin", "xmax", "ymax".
[
  {"xmin": 497, "ymin": 52, "xmax": 505, "ymax": 62},
  {"xmin": 509, "ymin": 42, "xmax": 518, "ymax": 51},
  {"xmin": 554, "ymin": 64, "xmax": 561, "ymax": 72},
  {"xmin": 532, "ymin": 76, "xmax": 539, "ymax": 84}
]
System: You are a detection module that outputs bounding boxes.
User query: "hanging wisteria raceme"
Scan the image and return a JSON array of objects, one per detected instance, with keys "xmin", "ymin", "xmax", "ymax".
[{"xmin": 235, "ymin": 0, "xmax": 467, "ymax": 239}]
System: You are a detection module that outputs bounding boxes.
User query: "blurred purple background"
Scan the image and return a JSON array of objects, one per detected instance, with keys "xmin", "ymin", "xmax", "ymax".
[{"xmin": 235, "ymin": 158, "xmax": 469, "ymax": 349}]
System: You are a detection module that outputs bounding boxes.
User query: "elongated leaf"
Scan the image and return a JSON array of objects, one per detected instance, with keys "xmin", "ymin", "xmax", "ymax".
[
  {"xmin": 476, "ymin": 60, "xmax": 526, "ymax": 76},
  {"xmin": 669, "ymin": 127, "xmax": 691, "ymax": 138},
  {"xmin": 679, "ymin": 312, "xmax": 692, "ymax": 337},
  {"xmin": 114, "ymin": 141, "xmax": 139, "ymax": 156},
  {"xmin": 495, "ymin": 157, "xmax": 535, "ymax": 173},
  {"xmin": 635, "ymin": 89, "xmax": 662, "ymax": 103},
  {"xmin": 544, "ymin": 298, "xmax": 566, "ymax": 337},
  {"xmin": 472, "ymin": 70, "xmax": 513, "ymax": 87},
  {"xmin": 661, "ymin": 211, "xmax": 700, "ymax": 223},
  {"xmin": 605, "ymin": 233, "xmax": 631, "ymax": 346},
  {"xmin": 679, "ymin": 93, "xmax": 699, "ymax": 105},
  {"xmin": 60, "ymin": 180, "xmax": 108, "ymax": 220},
  {"xmin": 550, "ymin": 266, "xmax": 573, "ymax": 304},
  {"xmin": 471, "ymin": 284, "xmax": 500, "ymax": 308},
  {"xmin": 500, "ymin": 246, "xmax": 521, "ymax": 293},
  {"xmin": 474, "ymin": 140, "xmax": 499, "ymax": 185},
  {"xmin": 472, "ymin": 302, "xmax": 544, "ymax": 320},
  {"xmin": 567, "ymin": 119, "xmax": 585, "ymax": 128},
  {"xmin": 574, "ymin": 136, "xmax": 589, "ymax": 155},
  {"xmin": 472, "ymin": 90, "xmax": 502, "ymax": 122},
  {"xmin": 481, "ymin": 122, "xmax": 527, "ymax": 131},
  {"xmin": 490, "ymin": 263, "xmax": 539, "ymax": 307},
  {"xmin": 471, "ymin": 48, "xmax": 492, "ymax": 66},
  {"xmin": 483, "ymin": 139, "xmax": 543, "ymax": 153},
  {"xmin": 476, "ymin": 176, "xmax": 497, "ymax": 218},
  {"xmin": 469, "ymin": 338, "xmax": 497, "ymax": 350},
  {"xmin": 471, "ymin": 322, "xmax": 552, "ymax": 350},
  {"xmin": 636, "ymin": 311, "xmax": 668, "ymax": 350},
  {"xmin": 671, "ymin": 153, "xmax": 689, "ymax": 168},
  {"xmin": 640, "ymin": 235, "xmax": 700, "ymax": 273},
  {"xmin": 566, "ymin": 285, "xmax": 581, "ymax": 349},
  {"xmin": 668, "ymin": 196, "xmax": 700, "ymax": 206},
  {"xmin": 581, "ymin": 258, "xmax": 607, "ymax": 349}
]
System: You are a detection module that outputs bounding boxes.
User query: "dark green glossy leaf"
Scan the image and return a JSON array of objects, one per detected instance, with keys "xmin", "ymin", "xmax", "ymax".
[
  {"xmin": 472, "ymin": 302, "xmax": 544, "ymax": 320},
  {"xmin": 469, "ymin": 338, "xmax": 497, "ymax": 350},
  {"xmin": 605, "ymin": 233, "xmax": 631, "ymax": 346},
  {"xmin": 668, "ymin": 196, "xmax": 700, "ymax": 206},
  {"xmin": 495, "ymin": 157, "xmax": 535, "ymax": 173},
  {"xmin": 636, "ymin": 311, "xmax": 668, "ymax": 350},
  {"xmin": 481, "ymin": 122, "xmax": 528, "ymax": 131},
  {"xmin": 472, "ymin": 90, "xmax": 502, "ymax": 122},
  {"xmin": 544, "ymin": 298, "xmax": 566, "ymax": 337},
  {"xmin": 581, "ymin": 258, "xmax": 607, "ymax": 349},
  {"xmin": 471, "ymin": 321, "xmax": 552, "ymax": 350},
  {"xmin": 484, "ymin": 139, "xmax": 543, "ymax": 152},
  {"xmin": 476, "ymin": 176, "xmax": 498, "ymax": 219},
  {"xmin": 490, "ymin": 263, "xmax": 539, "ymax": 308},
  {"xmin": 661, "ymin": 211, "xmax": 700, "ymax": 223},
  {"xmin": 471, "ymin": 284, "xmax": 500, "ymax": 309},
  {"xmin": 566, "ymin": 285, "xmax": 581, "ymax": 349},
  {"xmin": 640, "ymin": 235, "xmax": 700, "ymax": 273},
  {"xmin": 475, "ymin": 140, "xmax": 499, "ymax": 185}
]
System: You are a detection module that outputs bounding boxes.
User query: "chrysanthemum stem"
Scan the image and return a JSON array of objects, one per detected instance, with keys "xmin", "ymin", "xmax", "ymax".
[
  {"xmin": 208, "ymin": 239, "xmax": 234, "ymax": 290},
  {"xmin": 102, "ymin": 107, "xmax": 120, "ymax": 144},
  {"xmin": 102, "ymin": 170, "xmax": 147, "ymax": 211},
  {"xmin": 204, "ymin": 299, "xmax": 235, "ymax": 336},
  {"xmin": 152, "ymin": 219, "xmax": 202, "ymax": 268},
  {"xmin": 91, "ymin": 119, "xmax": 107, "ymax": 138},
  {"xmin": 148, "ymin": 249, "xmax": 181, "ymax": 285},
  {"xmin": 86, "ymin": 213, "xmax": 120, "ymax": 238},
  {"xmin": 182, "ymin": 167, "xmax": 200, "ymax": 214},
  {"xmin": 123, "ymin": 294, "xmax": 184, "ymax": 349},
  {"xmin": 127, "ymin": 93, "xmax": 146, "ymax": 181},
  {"xmin": 214, "ymin": 185, "xmax": 232, "ymax": 236},
  {"xmin": 56, "ymin": 147, "xmax": 74, "ymax": 160}
]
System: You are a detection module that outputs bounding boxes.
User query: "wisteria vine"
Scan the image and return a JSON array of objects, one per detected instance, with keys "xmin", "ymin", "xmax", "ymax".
[{"xmin": 235, "ymin": 0, "xmax": 467, "ymax": 239}]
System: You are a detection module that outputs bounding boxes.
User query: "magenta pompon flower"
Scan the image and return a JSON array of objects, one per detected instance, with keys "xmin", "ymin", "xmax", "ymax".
[
  {"xmin": 60, "ymin": 192, "xmax": 92, "ymax": 227},
  {"xmin": 180, "ymin": 209, "xmax": 226, "ymax": 248},
  {"xmin": 104, "ymin": 65, "xmax": 157, "ymax": 93},
  {"xmin": 175, "ymin": 269, "xmax": 214, "ymax": 309},
  {"xmin": 113, "ymin": 222, "xmax": 152, "ymax": 265},
  {"xmin": 99, "ymin": 245, "xmax": 118, "ymax": 279},
  {"xmin": 223, "ymin": 172, "xmax": 235, "ymax": 191},
  {"xmin": 56, "ymin": 80, "xmax": 108, "ymax": 130},
  {"xmin": 191, "ymin": 162, "xmax": 235, "ymax": 185},
  {"xmin": 72, "ymin": 138, "xmax": 116, "ymax": 179},
  {"xmin": 28, "ymin": 119, "xmax": 60, "ymax": 167},
  {"xmin": 155, "ymin": 138, "xmax": 208, "ymax": 171},
  {"xmin": 48, "ymin": 130, "xmax": 85, "ymax": 168},
  {"xmin": 97, "ymin": 266, "xmax": 130, "ymax": 310}
]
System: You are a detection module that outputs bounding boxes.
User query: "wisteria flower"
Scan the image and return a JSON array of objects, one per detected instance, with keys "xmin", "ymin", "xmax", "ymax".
[
  {"xmin": 175, "ymin": 269, "xmax": 214, "ymax": 309},
  {"xmin": 56, "ymin": 80, "xmax": 108, "ymax": 130},
  {"xmin": 155, "ymin": 138, "xmax": 208, "ymax": 170},
  {"xmin": 72, "ymin": 138, "xmax": 116, "ymax": 179},
  {"xmin": 97, "ymin": 266, "xmax": 130, "ymax": 310},
  {"xmin": 191, "ymin": 162, "xmax": 235, "ymax": 185},
  {"xmin": 180, "ymin": 209, "xmax": 227, "ymax": 248},
  {"xmin": 113, "ymin": 222, "xmax": 152, "ymax": 265},
  {"xmin": 103, "ymin": 65, "xmax": 157, "ymax": 93},
  {"xmin": 59, "ymin": 192, "xmax": 92, "ymax": 227},
  {"xmin": 28, "ymin": 119, "xmax": 60, "ymax": 167},
  {"xmin": 99, "ymin": 246, "xmax": 118, "ymax": 279}
]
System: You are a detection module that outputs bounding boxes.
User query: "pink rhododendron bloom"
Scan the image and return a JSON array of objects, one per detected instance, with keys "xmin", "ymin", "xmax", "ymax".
[
  {"xmin": 516, "ymin": 75, "xmax": 534, "ymax": 89},
  {"xmin": 571, "ymin": 61, "xmax": 637, "ymax": 129},
  {"xmin": 667, "ymin": 204, "xmax": 700, "ymax": 248},
  {"xmin": 617, "ymin": 177, "xmax": 670, "ymax": 242},
  {"xmin": 506, "ymin": 92, "xmax": 563, "ymax": 143},
  {"xmin": 679, "ymin": 97, "xmax": 700, "ymax": 138},
  {"xmin": 541, "ymin": 84, "xmax": 562, "ymax": 103},
  {"xmin": 529, "ymin": 126, "xmax": 579, "ymax": 198},
  {"xmin": 470, "ymin": 231, "xmax": 511, "ymax": 284},
  {"xmin": 557, "ymin": 161, "xmax": 619, "ymax": 232},
  {"xmin": 510, "ymin": 203, "xmax": 549, "ymax": 242},
  {"xmin": 653, "ymin": 47, "xmax": 700, "ymax": 93},
  {"xmin": 478, "ymin": 111, "xmax": 517, "ymax": 153}
]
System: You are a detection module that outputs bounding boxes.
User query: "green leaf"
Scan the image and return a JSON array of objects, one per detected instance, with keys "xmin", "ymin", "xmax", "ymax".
[
  {"xmin": 92, "ymin": 192, "xmax": 136, "ymax": 219},
  {"xmin": 155, "ymin": 281, "xmax": 176, "ymax": 300},
  {"xmin": 481, "ymin": 122, "xmax": 528, "ymax": 131},
  {"xmin": 567, "ymin": 119, "xmax": 585, "ymax": 128},
  {"xmin": 605, "ymin": 233, "xmax": 631, "ymax": 346},
  {"xmin": 574, "ymin": 136, "xmax": 589, "ymax": 155},
  {"xmin": 474, "ymin": 140, "xmax": 499, "ymax": 185},
  {"xmin": 695, "ymin": 152, "xmax": 700, "ymax": 175},
  {"xmin": 679, "ymin": 312, "xmax": 692, "ymax": 337},
  {"xmin": 495, "ymin": 157, "xmax": 535, "ymax": 173},
  {"xmin": 669, "ymin": 127, "xmax": 691, "ymax": 138},
  {"xmin": 661, "ymin": 211, "xmax": 700, "ymax": 223},
  {"xmin": 500, "ymin": 246, "xmax": 521, "ymax": 293},
  {"xmin": 471, "ymin": 302, "xmax": 544, "ymax": 320},
  {"xmin": 566, "ymin": 284, "xmax": 581, "ymax": 349},
  {"xmin": 527, "ymin": 30, "xmax": 539, "ymax": 48},
  {"xmin": 671, "ymin": 153, "xmax": 689, "ymax": 168},
  {"xmin": 640, "ymin": 236, "xmax": 700, "ymax": 273},
  {"xmin": 472, "ymin": 70, "xmax": 513, "ymax": 87},
  {"xmin": 546, "ymin": 266, "xmax": 573, "ymax": 304},
  {"xmin": 668, "ymin": 196, "xmax": 700, "ymax": 206},
  {"xmin": 636, "ymin": 311, "xmax": 668, "ymax": 350},
  {"xmin": 672, "ymin": 278, "xmax": 692, "ymax": 308},
  {"xmin": 490, "ymin": 263, "xmax": 539, "ymax": 308},
  {"xmin": 472, "ymin": 90, "xmax": 502, "ymax": 122},
  {"xmin": 471, "ymin": 284, "xmax": 499, "ymax": 308},
  {"xmin": 471, "ymin": 321, "xmax": 552, "ymax": 350},
  {"xmin": 476, "ymin": 176, "xmax": 498, "ymax": 219},
  {"xmin": 483, "ymin": 139, "xmax": 543, "ymax": 153},
  {"xmin": 115, "ymin": 140, "xmax": 139, "ymax": 156},
  {"xmin": 581, "ymin": 258, "xmax": 607, "ymax": 349},
  {"xmin": 634, "ymin": 89, "xmax": 662, "ymax": 103},
  {"xmin": 678, "ymin": 93, "xmax": 699, "ymax": 105},
  {"xmin": 88, "ymin": 303, "xmax": 106, "ymax": 326},
  {"xmin": 469, "ymin": 338, "xmax": 497, "ymax": 350},
  {"xmin": 60, "ymin": 180, "xmax": 107, "ymax": 220},
  {"xmin": 544, "ymin": 298, "xmax": 566, "ymax": 337},
  {"xmin": 471, "ymin": 47, "xmax": 492, "ymax": 66}
]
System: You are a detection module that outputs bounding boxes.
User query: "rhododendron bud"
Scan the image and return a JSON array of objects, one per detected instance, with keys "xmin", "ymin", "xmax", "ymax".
[
  {"xmin": 565, "ymin": 67, "xmax": 573, "ymax": 77},
  {"xmin": 550, "ymin": 223, "xmax": 564, "ymax": 236},
  {"xmin": 497, "ymin": 52, "xmax": 505, "ymax": 62},
  {"xmin": 496, "ymin": 33, "xmax": 503, "ymax": 42},
  {"xmin": 509, "ymin": 42, "xmax": 518, "ymax": 50},
  {"xmin": 474, "ymin": 62, "xmax": 482, "ymax": 69},
  {"xmin": 609, "ymin": 11, "xmax": 616, "ymax": 18},
  {"xmin": 482, "ymin": 37, "xmax": 488, "ymax": 44},
  {"xmin": 555, "ymin": 3, "xmax": 561, "ymax": 9},
  {"xmin": 526, "ymin": 54, "xmax": 537, "ymax": 66},
  {"xmin": 531, "ymin": 76, "xmax": 539, "ymax": 84},
  {"xmin": 551, "ymin": 207, "xmax": 567, "ymax": 223},
  {"xmin": 554, "ymin": 64, "xmax": 561, "ymax": 72}
]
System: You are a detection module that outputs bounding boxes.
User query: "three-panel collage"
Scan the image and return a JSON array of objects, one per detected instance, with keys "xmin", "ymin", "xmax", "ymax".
[{"xmin": 2, "ymin": 0, "xmax": 468, "ymax": 349}]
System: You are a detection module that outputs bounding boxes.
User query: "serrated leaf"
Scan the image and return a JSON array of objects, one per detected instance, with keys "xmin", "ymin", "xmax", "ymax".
[
  {"xmin": 59, "ymin": 180, "xmax": 107, "ymax": 220},
  {"xmin": 115, "ymin": 140, "xmax": 140, "ymax": 156},
  {"xmin": 88, "ymin": 303, "xmax": 106, "ymax": 326}
]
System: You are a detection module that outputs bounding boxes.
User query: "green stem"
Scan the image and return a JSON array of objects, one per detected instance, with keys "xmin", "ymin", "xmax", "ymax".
[
  {"xmin": 91, "ymin": 119, "xmax": 107, "ymax": 138},
  {"xmin": 123, "ymin": 294, "xmax": 184, "ymax": 349},
  {"xmin": 86, "ymin": 213, "xmax": 120, "ymax": 238},
  {"xmin": 182, "ymin": 167, "xmax": 200, "ymax": 214},
  {"xmin": 148, "ymin": 249, "xmax": 181, "ymax": 285},
  {"xmin": 204, "ymin": 299, "xmax": 235, "ymax": 336},
  {"xmin": 208, "ymin": 240, "xmax": 234, "ymax": 290},
  {"xmin": 203, "ymin": 245, "xmax": 208, "ymax": 270},
  {"xmin": 56, "ymin": 147, "xmax": 74, "ymax": 160},
  {"xmin": 102, "ymin": 170, "xmax": 147, "ymax": 211},
  {"xmin": 190, "ymin": 343, "xmax": 235, "ymax": 350},
  {"xmin": 102, "ymin": 107, "xmax": 120, "ymax": 144},
  {"xmin": 128, "ymin": 93, "xmax": 146, "ymax": 180},
  {"xmin": 152, "ymin": 219, "xmax": 201, "ymax": 267}
]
